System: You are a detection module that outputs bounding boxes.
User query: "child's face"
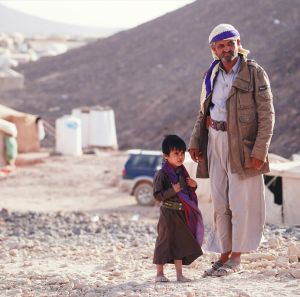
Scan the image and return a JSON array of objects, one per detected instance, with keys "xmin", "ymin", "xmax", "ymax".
[{"xmin": 164, "ymin": 149, "xmax": 185, "ymax": 168}]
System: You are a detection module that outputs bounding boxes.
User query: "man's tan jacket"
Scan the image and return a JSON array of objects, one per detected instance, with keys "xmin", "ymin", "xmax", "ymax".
[{"xmin": 189, "ymin": 56, "xmax": 275, "ymax": 178}]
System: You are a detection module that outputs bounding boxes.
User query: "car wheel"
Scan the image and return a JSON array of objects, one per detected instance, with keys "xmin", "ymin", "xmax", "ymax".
[{"xmin": 133, "ymin": 182, "xmax": 155, "ymax": 206}]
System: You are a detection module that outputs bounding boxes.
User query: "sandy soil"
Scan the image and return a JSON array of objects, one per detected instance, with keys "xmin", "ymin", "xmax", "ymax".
[{"xmin": 0, "ymin": 150, "xmax": 300, "ymax": 297}]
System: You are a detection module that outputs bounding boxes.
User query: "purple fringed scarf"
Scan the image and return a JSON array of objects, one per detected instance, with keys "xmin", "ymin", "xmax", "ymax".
[
  {"xmin": 162, "ymin": 161, "xmax": 204, "ymax": 246},
  {"xmin": 205, "ymin": 59, "xmax": 220, "ymax": 99}
]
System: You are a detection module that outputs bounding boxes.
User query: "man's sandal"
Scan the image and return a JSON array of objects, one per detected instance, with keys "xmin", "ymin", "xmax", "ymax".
[
  {"xmin": 202, "ymin": 260, "xmax": 224, "ymax": 277},
  {"xmin": 211, "ymin": 260, "xmax": 241, "ymax": 277},
  {"xmin": 155, "ymin": 275, "xmax": 170, "ymax": 282}
]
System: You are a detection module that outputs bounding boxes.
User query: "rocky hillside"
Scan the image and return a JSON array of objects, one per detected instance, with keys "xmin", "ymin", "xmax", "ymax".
[{"xmin": 1, "ymin": 0, "xmax": 299, "ymax": 157}]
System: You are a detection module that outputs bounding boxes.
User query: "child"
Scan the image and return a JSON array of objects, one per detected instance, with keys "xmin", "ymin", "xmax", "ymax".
[{"xmin": 153, "ymin": 134, "xmax": 204, "ymax": 282}]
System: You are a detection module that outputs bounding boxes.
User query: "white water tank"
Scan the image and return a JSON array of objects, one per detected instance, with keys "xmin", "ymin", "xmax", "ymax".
[
  {"xmin": 72, "ymin": 107, "xmax": 90, "ymax": 148},
  {"xmin": 56, "ymin": 115, "xmax": 82, "ymax": 156},
  {"xmin": 89, "ymin": 107, "xmax": 118, "ymax": 148}
]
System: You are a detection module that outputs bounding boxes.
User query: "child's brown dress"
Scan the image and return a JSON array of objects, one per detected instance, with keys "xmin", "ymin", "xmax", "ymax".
[{"xmin": 153, "ymin": 167, "xmax": 203, "ymax": 265}]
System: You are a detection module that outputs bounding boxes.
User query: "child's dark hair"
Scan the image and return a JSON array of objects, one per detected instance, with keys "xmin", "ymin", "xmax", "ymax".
[{"xmin": 162, "ymin": 135, "xmax": 186, "ymax": 155}]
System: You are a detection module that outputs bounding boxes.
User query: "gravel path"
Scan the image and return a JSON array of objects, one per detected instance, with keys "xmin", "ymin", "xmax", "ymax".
[
  {"xmin": 0, "ymin": 152, "xmax": 299, "ymax": 296},
  {"xmin": 1, "ymin": 209, "xmax": 300, "ymax": 297}
]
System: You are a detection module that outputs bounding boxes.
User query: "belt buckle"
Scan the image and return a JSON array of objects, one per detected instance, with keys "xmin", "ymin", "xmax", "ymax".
[
  {"xmin": 212, "ymin": 120, "xmax": 225, "ymax": 131},
  {"xmin": 219, "ymin": 122, "xmax": 224, "ymax": 131}
]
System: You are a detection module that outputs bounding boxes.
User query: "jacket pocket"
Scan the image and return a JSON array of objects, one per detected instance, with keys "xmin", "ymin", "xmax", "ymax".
[
  {"xmin": 242, "ymin": 139, "xmax": 255, "ymax": 169},
  {"xmin": 239, "ymin": 113, "xmax": 256, "ymax": 123},
  {"xmin": 239, "ymin": 109, "xmax": 257, "ymax": 139},
  {"xmin": 237, "ymin": 88, "xmax": 255, "ymax": 109}
]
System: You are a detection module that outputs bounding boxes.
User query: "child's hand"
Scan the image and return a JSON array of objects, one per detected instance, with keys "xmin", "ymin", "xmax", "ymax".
[
  {"xmin": 172, "ymin": 183, "xmax": 181, "ymax": 193},
  {"xmin": 186, "ymin": 177, "xmax": 197, "ymax": 188}
]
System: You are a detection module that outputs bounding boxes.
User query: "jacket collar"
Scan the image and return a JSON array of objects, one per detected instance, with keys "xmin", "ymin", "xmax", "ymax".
[
  {"xmin": 233, "ymin": 55, "xmax": 251, "ymax": 87},
  {"xmin": 227, "ymin": 55, "xmax": 251, "ymax": 99}
]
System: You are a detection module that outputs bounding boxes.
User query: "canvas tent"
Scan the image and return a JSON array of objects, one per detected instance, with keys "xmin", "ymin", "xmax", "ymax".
[
  {"xmin": 185, "ymin": 153, "xmax": 300, "ymax": 226},
  {"xmin": 265, "ymin": 159, "xmax": 300, "ymax": 226},
  {"xmin": 0, "ymin": 104, "xmax": 42, "ymax": 154}
]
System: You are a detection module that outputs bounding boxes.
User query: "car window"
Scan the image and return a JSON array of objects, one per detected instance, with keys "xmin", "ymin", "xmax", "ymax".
[{"xmin": 130, "ymin": 155, "xmax": 158, "ymax": 168}]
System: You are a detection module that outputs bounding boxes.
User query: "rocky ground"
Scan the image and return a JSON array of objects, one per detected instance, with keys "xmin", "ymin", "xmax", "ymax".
[{"xmin": 0, "ymin": 151, "xmax": 300, "ymax": 297}]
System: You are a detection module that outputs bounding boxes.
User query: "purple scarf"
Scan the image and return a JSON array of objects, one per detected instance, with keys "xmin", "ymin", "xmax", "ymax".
[{"xmin": 162, "ymin": 161, "xmax": 204, "ymax": 246}]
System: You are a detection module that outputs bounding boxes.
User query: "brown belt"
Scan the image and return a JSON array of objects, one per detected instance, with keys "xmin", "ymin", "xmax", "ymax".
[
  {"xmin": 162, "ymin": 201, "xmax": 184, "ymax": 211},
  {"xmin": 206, "ymin": 116, "xmax": 227, "ymax": 131}
]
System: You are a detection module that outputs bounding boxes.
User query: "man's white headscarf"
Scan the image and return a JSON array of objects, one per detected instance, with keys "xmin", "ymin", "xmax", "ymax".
[{"xmin": 208, "ymin": 23, "xmax": 249, "ymax": 59}]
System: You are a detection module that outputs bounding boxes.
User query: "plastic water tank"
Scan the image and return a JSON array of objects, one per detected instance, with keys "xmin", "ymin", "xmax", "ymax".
[
  {"xmin": 89, "ymin": 107, "xmax": 118, "ymax": 148},
  {"xmin": 56, "ymin": 115, "xmax": 82, "ymax": 156},
  {"xmin": 72, "ymin": 107, "xmax": 90, "ymax": 148}
]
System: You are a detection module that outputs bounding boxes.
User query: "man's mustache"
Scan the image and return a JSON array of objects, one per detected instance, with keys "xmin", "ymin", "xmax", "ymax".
[{"xmin": 222, "ymin": 51, "xmax": 234, "ymax": 56}]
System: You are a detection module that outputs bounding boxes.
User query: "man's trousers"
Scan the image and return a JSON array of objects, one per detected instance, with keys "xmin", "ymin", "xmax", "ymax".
[{"xmin": 206, "ymin": 127, "xmax": 265, "ymax": 253}]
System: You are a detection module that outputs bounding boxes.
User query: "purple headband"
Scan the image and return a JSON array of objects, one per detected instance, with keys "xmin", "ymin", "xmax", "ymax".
[{"xmin": 210, "ymin": 29, "xmax": 240, "ymax": 44}]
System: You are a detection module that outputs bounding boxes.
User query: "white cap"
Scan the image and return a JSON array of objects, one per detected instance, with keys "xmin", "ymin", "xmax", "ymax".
[{"xmin": 209, "ymin": 23, "xmax": 240, "ymax": 44}]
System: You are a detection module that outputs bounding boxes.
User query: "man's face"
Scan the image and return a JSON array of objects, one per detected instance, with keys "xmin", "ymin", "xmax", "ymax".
[{"xmin": 211, "ymin": 39, "xmax": 240, "ymax": 63}]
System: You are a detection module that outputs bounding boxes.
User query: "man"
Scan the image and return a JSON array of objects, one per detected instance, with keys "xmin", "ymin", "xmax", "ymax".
[{"xmin": 189, "ymin": 24, "xmax": 275, "ymax": 276}]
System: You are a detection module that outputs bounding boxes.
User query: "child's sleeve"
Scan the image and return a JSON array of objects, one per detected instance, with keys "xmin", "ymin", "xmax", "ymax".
[{"xmin": 153, "ymin": 171, "xmax": 176, "ymax": 202}]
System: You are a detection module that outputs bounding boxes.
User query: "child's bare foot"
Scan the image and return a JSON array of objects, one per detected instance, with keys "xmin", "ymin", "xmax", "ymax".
[
  {"xmin": 155, "ymin": 275, "xmax": 169, "ymax": 282},
  {"xmin": 177, "ymin": 275, "xmax": 191, "ymax": 282}
]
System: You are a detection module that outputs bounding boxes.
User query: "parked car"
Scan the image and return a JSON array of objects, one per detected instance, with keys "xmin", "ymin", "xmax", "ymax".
[
  {"xmin": 122, "ymin": 149, "xmax": 163, "ymax": 206},
  {"xmin": 121, "ymin": 149, "xmax": 215, "ymax": 227}
]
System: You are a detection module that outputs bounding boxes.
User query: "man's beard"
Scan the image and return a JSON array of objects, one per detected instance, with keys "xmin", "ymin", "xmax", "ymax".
[{"xmin": 221, "ymin": 51, "xmax": 237, "ymax": 63}]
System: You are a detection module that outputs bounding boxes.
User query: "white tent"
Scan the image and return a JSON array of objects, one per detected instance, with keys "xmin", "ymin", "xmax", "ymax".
[
  {"xmin": 186, "ymin": 153, "xmax": 300, "ymax": 226},
  {"xmin": 266, "ymin": 159, "xmax": 300, "ymax": 226}
]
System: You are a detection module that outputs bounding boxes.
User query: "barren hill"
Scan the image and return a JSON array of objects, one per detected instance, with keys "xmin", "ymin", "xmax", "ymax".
[{"xmin": 1, "ymin": 0, "xmax": 299, "ymax": 157}]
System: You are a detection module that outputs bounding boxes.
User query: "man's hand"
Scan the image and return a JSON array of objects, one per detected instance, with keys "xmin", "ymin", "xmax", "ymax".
[
  {"xmin": 172, "ymin": 183, "xmax": 181, "ymax": 193},
  {"xmin": 250, "ymin": 157, "xmax": 265, "ymax": 170},
  {"xmin": 186, "ymin": 177, "xmax": 197, "ymax": 188},
  {"xmin": 189, "ymin": 148, "xmax": 203, "ymax": 162}
]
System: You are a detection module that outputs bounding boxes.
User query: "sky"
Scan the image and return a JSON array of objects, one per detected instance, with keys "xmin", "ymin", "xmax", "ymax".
[{"xmin": 0, "ymin": 0, "xmax": 195, "ymax": 29}]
